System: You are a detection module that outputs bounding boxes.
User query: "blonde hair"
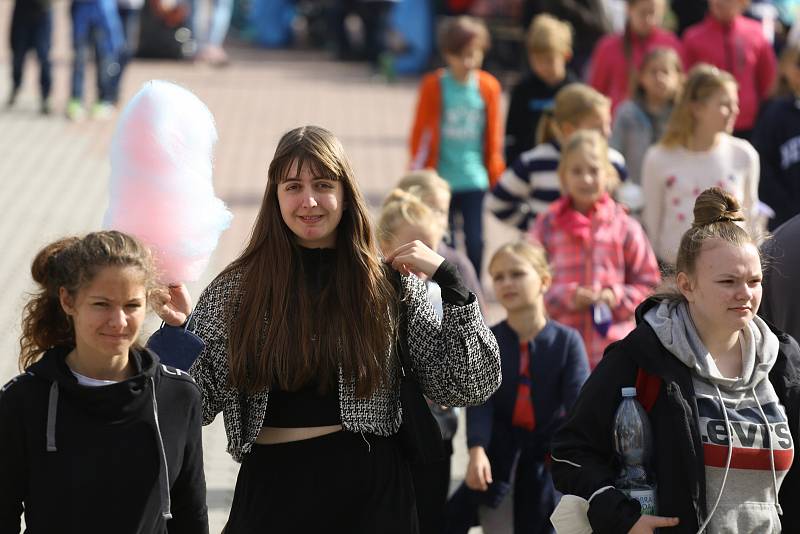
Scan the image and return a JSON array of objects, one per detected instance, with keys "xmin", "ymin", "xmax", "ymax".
[
  {"xmin": 660, "ymin": 64, "xmax": 737, "ymax": 148},
  {"xmin": 438, "ymin": 16, "xmax": 490, "ymax": 55},
  {"xmin": 396, "ymin": 170, "xmax": 451, "ymax": 202},
  {"xmin": 558, "ymin": 129, "xmax": 621, "ymax": 192},
  {"xmin": 537, "ymin": 83, "xmax": 610, "ymax": 145},
  {"xmin": 526, "ymin": 14, "xmax": 573, "ymax": 56},
  {"xmin": 489, "ymin": 241, "xmax": 552, "ymax": 281},
  {"xmin": 378, "ymin": 189, "xmax": 439, "ymax": 246}
]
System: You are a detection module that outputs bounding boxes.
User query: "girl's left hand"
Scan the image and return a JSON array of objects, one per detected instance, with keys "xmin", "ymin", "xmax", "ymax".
[
  {"xmin": 384, "ymin": 240, "xmax": 445, "ymax": 279},
  {"xmin": 151, "ymin": 284, "xmax": 193, "ymax": 327}
]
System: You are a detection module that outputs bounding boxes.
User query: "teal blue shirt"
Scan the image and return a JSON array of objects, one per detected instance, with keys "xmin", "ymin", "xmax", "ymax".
[{"xmin": 437, "ymin": 70, "xmax": 488, "ymax": 192}]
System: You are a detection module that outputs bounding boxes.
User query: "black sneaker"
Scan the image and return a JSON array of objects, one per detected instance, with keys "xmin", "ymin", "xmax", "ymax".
[{"xmin": 40, "ymin": 98, "xmax": 51, "ymax": 115}]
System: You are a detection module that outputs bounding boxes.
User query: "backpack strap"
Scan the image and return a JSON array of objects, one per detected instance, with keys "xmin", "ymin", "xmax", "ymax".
[{"xmin": 635, "ymin": 368, "xmax": 661, "ymax": 413}]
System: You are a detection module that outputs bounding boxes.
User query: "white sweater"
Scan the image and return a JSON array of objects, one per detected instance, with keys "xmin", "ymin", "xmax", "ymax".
[{"xmin": 641, "ymin": 134, "xmax": 760, "ymax": 263}]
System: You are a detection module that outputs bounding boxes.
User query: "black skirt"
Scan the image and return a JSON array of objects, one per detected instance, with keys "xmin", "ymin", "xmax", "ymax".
[{"xmin": 224, "ymin": 431, "xmax": 420, "ymax": 534}]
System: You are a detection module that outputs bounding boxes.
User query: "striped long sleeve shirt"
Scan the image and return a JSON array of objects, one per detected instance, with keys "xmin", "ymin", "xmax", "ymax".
[{"xmin": 487, "ymin": 141, "xmax": 628, "ymax": 231}]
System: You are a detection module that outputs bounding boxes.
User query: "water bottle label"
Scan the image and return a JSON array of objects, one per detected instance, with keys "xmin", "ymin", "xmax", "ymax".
[{"xmin": 626, "ymin": 489, "xmax": 657, "ymax": 516}]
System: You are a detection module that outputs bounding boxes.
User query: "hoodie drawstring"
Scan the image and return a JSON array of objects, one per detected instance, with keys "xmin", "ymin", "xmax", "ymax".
[
  {"xmin": 46, "ymin": 382, "xmax": 59, "ymax": 452},
  {"xmin": 360, "ymin": 431, "xmax": 371, "ymax": 453},
  {"xmin": 752, "ymin": 386, "xmax": 783, "ymax": 516},
  {"xmin": 150, "ymin": 377, "xmax": 173, "ymax": 520},
  {"xmin": 696, "ymin": 384, "xmax": 734, "ymax": 534}
]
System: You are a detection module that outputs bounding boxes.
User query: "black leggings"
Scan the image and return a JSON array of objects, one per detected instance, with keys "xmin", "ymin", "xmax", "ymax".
[{"xmin": 224, "ymin": 431, "xmax": 420, "ymax": 533}]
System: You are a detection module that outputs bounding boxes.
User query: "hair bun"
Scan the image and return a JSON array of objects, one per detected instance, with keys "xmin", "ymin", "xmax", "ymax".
[
  {"xmin": 691, "ymin": 187, "xmax": 745, "ymax": 228},
  {"xmin": 30, "ymin": 237, "xmax": 80, "ymax": 288}
]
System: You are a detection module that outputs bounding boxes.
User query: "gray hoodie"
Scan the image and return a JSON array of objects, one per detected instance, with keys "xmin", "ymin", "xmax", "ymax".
[{"xmin": 645, "ymin": 300, "xmax": 793, "ymax": 534}]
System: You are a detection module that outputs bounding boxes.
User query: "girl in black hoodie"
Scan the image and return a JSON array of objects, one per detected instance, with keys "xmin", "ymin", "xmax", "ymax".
[{"xmin": 0, "ymin": 231, "xmax": 208, "ymax": 534}]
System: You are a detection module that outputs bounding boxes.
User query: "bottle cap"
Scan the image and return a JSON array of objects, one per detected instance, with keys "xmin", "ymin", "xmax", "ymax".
[{"xmin": 621, "ymin": 387, "xmax": 637, "ymax": 398}]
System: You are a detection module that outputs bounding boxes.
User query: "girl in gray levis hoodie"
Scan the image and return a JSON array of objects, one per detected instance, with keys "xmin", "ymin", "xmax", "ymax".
[{"xmin": 550, "ymin": 187, "xmax": 800, "ymax": 534}]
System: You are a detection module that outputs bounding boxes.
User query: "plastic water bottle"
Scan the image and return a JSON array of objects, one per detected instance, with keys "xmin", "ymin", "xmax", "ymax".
[{"xmin": 613, "ymin": 387, "xmax": 657, "ymax": 515}]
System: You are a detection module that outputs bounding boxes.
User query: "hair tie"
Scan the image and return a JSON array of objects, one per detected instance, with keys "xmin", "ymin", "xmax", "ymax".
[{"xmin": 715, "ymin": 211, "xmax": 745, "ymax": 224}]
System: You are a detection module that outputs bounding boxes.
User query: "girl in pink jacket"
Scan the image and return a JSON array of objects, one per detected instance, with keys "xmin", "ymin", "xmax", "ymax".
[
  {"xmin": 682, "ymin": 0, "xmax": 777, "ymax": 136},
  {"xmin": 531, "ymin": 130, "xmax": 660, "ymax": 368},
  {"xmin": 589, "ymin": 0, "xmax": 683, "ymax": 115}
]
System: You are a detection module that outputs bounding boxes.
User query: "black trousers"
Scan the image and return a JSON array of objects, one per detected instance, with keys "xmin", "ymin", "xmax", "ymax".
[
  {"xmin": 10, "ymin": 6, "xmax": 52, "ymax": 98},
  {"xmin": 225, "ymin": 431, "xmax": 420, "ymax": 533}
]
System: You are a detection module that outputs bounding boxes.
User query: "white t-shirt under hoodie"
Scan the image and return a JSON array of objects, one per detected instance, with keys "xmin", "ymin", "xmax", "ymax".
[{"xmin": 641, "ymin": 134, "xmax": 760, "ymax": 264}]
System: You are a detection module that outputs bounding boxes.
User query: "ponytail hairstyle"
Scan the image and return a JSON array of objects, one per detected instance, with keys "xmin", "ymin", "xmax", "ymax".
[
  {"xmin": 378, "ymin": 189, "xmax": 441, "ymax": 248},
  {"xmin": 660, "ymin": 63, "xmax": 736, "ymax": 148},
  {"xmin": 19, "ymin": 231, "xmax": 156, "ymax": 370},
  {"xmin": 655, "ymin": 187, "xmax": 758, "ymax": 301},
  {"xmin": 537, "ymin": 83, "xmax": 610, "ymax": 145}
]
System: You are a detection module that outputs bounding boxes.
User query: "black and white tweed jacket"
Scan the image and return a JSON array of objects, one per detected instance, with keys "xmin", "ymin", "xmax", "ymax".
[{"xmin": 188, "ymin": 267, "xmax": 501, "ymax": 462}]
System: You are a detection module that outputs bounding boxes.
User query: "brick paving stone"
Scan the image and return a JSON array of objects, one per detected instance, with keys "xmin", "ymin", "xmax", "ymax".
[{"xmin": 0, "ymin": 3, "xmax": 519, "ymax": 531}]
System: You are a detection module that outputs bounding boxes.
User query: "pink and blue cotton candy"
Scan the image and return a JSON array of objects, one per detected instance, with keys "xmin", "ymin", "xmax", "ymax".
[{"xmin": 103, "ymin": 80, "xmax": 233, "ymax": 284}]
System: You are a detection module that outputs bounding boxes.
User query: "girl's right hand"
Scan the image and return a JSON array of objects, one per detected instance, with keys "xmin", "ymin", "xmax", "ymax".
[
  {"xmin": 465, "ymin": 446, "xmax": 493, "ymax": 491},
  {"xmin": 627, "ymin": 515, "xmax": 679, "ymax": 533}
]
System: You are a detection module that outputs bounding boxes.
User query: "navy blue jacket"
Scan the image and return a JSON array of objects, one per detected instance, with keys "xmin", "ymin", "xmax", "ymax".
[
  {"xmin": 751, "ymin": 96, "xmax": 800, "ymax": 229},
  {"xmin": 467, "ymin": 320, "xmax": 589, "ymax": 455},
  {"xmin": 447, "ymin": 320, "xmax": 589, "ymax": 531}
]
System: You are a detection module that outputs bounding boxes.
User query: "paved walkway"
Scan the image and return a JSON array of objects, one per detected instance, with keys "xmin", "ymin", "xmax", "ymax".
[{"xmin": 0, "ymin": 3, "xmax": 517, "ymax": 531}]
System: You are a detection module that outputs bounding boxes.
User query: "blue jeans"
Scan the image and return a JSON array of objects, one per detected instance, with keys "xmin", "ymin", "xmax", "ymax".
[
  {"xmin": 448, "ymin": 189, "xmax": 485, "ymax": 278},
  {"xmin": 190, "ymin": 0, "xmax": 233, "ymax": 47},
  {"xmin": 10, "ymin": 7, "xmax": 52, "ymax": 98},
  {"xmin": 70, "ymin": 0, "xmax": 122, "ymax": 102}
]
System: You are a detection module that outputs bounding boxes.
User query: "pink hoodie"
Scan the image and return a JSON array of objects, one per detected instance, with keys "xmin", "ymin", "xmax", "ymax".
[
  {"xmin": 683, "ymin": 14, "xmax": 777, "ymax": 132},
  {"xmin": 589, "ymin": 27, "xmax": 684, "ymax": 115}
]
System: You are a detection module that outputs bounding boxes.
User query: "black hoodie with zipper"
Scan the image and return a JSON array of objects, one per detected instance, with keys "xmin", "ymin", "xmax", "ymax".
[
  {"xmin": 550, "ymin": 298, "xmax": 800, "ymax": 534},
  {"xmin": 0, "ymin": 346, "xmax": 208, "ymax": 534}
]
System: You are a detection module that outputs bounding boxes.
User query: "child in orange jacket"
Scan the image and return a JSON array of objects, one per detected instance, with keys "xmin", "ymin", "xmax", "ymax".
[{"xmin": 409, "ymin": 15, "xmax": 505, "ymax": 277}]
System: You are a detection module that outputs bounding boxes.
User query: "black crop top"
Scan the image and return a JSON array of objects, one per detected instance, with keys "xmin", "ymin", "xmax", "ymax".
[{"xmin": 261, "ymin": 246, "xmax": 472, "ymax": 428}]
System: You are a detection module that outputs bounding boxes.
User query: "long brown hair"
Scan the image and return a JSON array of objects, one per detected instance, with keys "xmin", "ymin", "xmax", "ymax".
[
  {"xmin": 19, "ymin": 231, "xmax": 156, "ymax": 370},
  {"xmin": 223, "ymin": 125, "xmax": 396, "ymax": 397}
]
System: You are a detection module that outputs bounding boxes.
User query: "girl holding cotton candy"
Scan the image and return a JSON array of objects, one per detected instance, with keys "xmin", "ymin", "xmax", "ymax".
[{"xmin": 153, "ymin": 125, "xmax": 498, "ymax": 533}]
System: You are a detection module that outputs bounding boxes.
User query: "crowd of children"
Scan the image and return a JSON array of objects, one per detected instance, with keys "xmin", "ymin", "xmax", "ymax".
[
  {"xmin": 6, "ymin": 1, "xmax": 800, "ymax": 532},
  {"xmin": 405, "ymin": 4, "xmax": 800, "ymax": 531}
]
